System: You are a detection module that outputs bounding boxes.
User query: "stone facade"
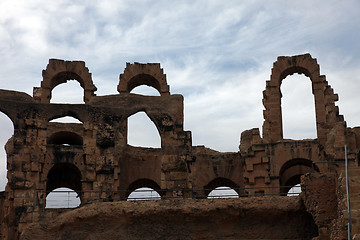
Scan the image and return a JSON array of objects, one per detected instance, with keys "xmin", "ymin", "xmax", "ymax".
[{"xmin": 0, "ymin": 54, "xmax": 358, "ymax": 239}]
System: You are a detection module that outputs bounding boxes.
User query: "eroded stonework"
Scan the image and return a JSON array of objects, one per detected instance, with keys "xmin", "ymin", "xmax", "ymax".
[{"xmin": 0, "ymin": 54, "xmax": 358, "ymax": 239}]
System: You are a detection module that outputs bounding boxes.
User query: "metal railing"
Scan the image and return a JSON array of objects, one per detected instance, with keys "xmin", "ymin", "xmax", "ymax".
[{"xmin": 39, "ymin": 160, "xmax": 351, "ymax": 209}]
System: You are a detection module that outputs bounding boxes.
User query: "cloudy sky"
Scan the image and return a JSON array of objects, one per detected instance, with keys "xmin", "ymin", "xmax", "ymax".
[{"xmin": 0, "ymin": 0, "xmax": 360, "ymax": 190}]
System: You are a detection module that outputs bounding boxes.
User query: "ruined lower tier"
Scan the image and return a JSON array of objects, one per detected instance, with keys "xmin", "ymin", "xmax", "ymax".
[{"xmin": 21, "ymin": 197, "xmax": 317, "ymax": 240}]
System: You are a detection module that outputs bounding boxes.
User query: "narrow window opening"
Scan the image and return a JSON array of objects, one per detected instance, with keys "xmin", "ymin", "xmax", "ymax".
[
  {"xmin": 207, "ymin": 186, "xmax": 239, "ymax": 199},
  {"xmin": 46, "ymin": 187, "xmax": 81, "ymax": 208},
  {"xmin": 130, "ymin": 85, "xmax": 160, "ymax": 96},
  {"xmin": 50, "ymin": 80, "xmax": 84, "ymax": 104},
  {"xmin": 0, "ymin": 112, "xmax": 13, "ymax": 191},
  {"xmin": 127, "ymin": 187, "xmax": 161, "ymax": 201},
  {"xmin": 281, "ymin": 73, "xmax": 316, "ymax": 140},
  {"xmin": 127, "ymin": 112, "xmax": 161, "ymax": 148}
]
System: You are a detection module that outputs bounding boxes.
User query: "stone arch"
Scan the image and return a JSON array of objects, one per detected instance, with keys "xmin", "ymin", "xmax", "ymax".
[
  {"xmin": 33, "ymin": 59, "xmax": 97, "ymax": 103},
  {"xmin": 262, "ymin": 54, "xmax": 343, "ymax": 144},
  {"xmin": 279, "ymin": 158, "xmax": 319, "ymax": 194},
  {"xmin": 118, "ymin": 62, "xmax": 170, "ymax": 96},
  {"xmin": 126, "ymin": 178, "xmax": 163, "ymax": 199},
  {"xmin": 203, "ymin": 177, "xmax": 240, "ymax": 197},
  {"xmin": 46, "ymin": 163, "xmax": 82, "ymax": 195},
  {"xmin": 281, "ymin": 74, "xmax": 317, "ymax": 139}
]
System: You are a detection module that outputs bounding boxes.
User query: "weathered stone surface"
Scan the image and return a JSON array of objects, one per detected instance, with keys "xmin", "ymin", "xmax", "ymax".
[
  {"xmin": 20, "ymin": 197, "xmax": 317, "ymax": 240},
  {"xmin": 0, "ymin": 54, "xmax": 358, "ymax": 239}
]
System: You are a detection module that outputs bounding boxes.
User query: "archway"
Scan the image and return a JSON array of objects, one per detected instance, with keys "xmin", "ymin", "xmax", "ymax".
[
  {"xmin": 127, "ymin": 74, "xmax": 162, "ymax": 95},
  {"xmin": 46, "ymin": 163, "xmax": 82, "ymax": 207},
  {"xmin": 261, "ymin": 54, "xmax": 343, "ymax": 144},
  {"xmin": 127, "ymin": 111, "xmax": 161, "ymax": 148},
  {"xmin": 279, "ymin": 158, "xmax": 318, "ymax": 195},
  {"xmin": 126, "ymin": 178, "xmax": 163, "ymax": 200},
  {"xmin": 118, "ymin": 62, "xmax": 169, "ymax": 96},
  {"xmin": 281, "ymin": 74, "xmax": 316, "ymax": 140},
  {"xmin": 36, "ymin": 59, "xmax": 97, "ymax": 103},
  {"xmin": 204, "ymin": 177, "xmax": 240, "ymax": 198}
]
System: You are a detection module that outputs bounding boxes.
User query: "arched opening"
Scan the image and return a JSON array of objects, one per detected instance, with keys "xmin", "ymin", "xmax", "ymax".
[
  {"xmin": 126, "ymin": 178, "xmax": 162, "ymax": 200},
  {"xmin": 130, "ymin": 85, "xmax": 161, "ymax": 96},
  {"xmin": 49, "ymin": 116, "xmax": 82, "ymax": 124},
  {"xmin": 279, "ymin": 159, "xmax": 318, "ymax": 195},
  {"xmin": 127, "ymin": 187, "xmax": 161, "ymax": 201},
  {"xmin": 204, "ymin": 177, "xmax": 240, "ymax": 198},
  {"xmin": 207, "ymin": 186, "xmax": 239, "ymax": 199},
  {"xmin": 281, "ymin": 73, "xmax": 317, "ymax": 140},
  {"xmin": 45, "ymin": 187, "xmax": 81, "ymax": 208},
  {"xmin": 47, "ymin": 131, "xmax": 83, "ymax": 146},
  {"xmin": 127, "ymin": 74, "xmax": 161, "ymax": 95},
  {"xmin": 50, "ymin": 80, "xmax": 84, "ymax": 104},
  {"xmin": 0, "ymin": 112, "xmax": 14, "ymax": 191},
  {"xmin": 46, "ymin": 163, "xmax": 82, "ymax": 207},
  {"xmin": 127, "ymin": 111, "xmax": 161, "ymax": 148}
]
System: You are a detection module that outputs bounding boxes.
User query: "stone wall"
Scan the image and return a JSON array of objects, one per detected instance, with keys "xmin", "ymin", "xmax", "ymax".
[{"xmin": 0, "ymin": 54, "xmax": 358, "ymax": 239}]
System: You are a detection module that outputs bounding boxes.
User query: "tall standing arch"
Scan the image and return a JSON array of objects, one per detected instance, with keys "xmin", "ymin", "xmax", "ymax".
[
  {"xmin": 262, "ymin": 54, "xmax": 343, "ymax": 145},
  {"xmin": 118, "ymin": 62, "xmax": 170, "ymax": 96},
  {"xmin": 33, "ymin": 59, "xmax": 97, "ymax": 104}
]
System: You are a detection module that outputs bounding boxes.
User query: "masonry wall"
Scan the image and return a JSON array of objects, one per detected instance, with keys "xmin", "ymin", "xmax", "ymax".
[{"xmin": 0, "ymin": 54, "xmax": 358, "ymax": 239}]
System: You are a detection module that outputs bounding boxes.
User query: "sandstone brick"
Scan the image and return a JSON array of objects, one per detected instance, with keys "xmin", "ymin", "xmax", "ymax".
[{"xmin": 0, "ymin": 54, "xmax": 354, "ymax": 240}]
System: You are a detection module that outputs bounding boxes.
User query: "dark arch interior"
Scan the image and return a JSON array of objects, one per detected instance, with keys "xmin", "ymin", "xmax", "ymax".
[
  {"xmin": 47, "ymin": 131, "xmax": 83, "ymax": 145},
  {"xmin": 127, "ymin": 74, "xmax": 161, "ymax": 94},
  {"xmin": 46, "ymin": 163, "xmax": 82, "ymax": 194},
  {"xmin": 50, "ymin": 72, "xmax": 85, "ymax": 90}
]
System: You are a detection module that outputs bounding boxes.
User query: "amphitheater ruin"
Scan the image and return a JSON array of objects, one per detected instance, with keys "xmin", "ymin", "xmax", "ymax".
[{"xmin": 0, "ymin": 53, "xmax": 358, "ymax": 239}]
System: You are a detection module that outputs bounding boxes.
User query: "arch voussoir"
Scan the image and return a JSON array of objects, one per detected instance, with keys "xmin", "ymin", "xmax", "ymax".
[
  {"xmin": 118, "ymin": 62, "xmax": 170, "ymax": 96},
  {"xmin": 34, "ymin": 59, "xmax": 97, "ymax": 104}
]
